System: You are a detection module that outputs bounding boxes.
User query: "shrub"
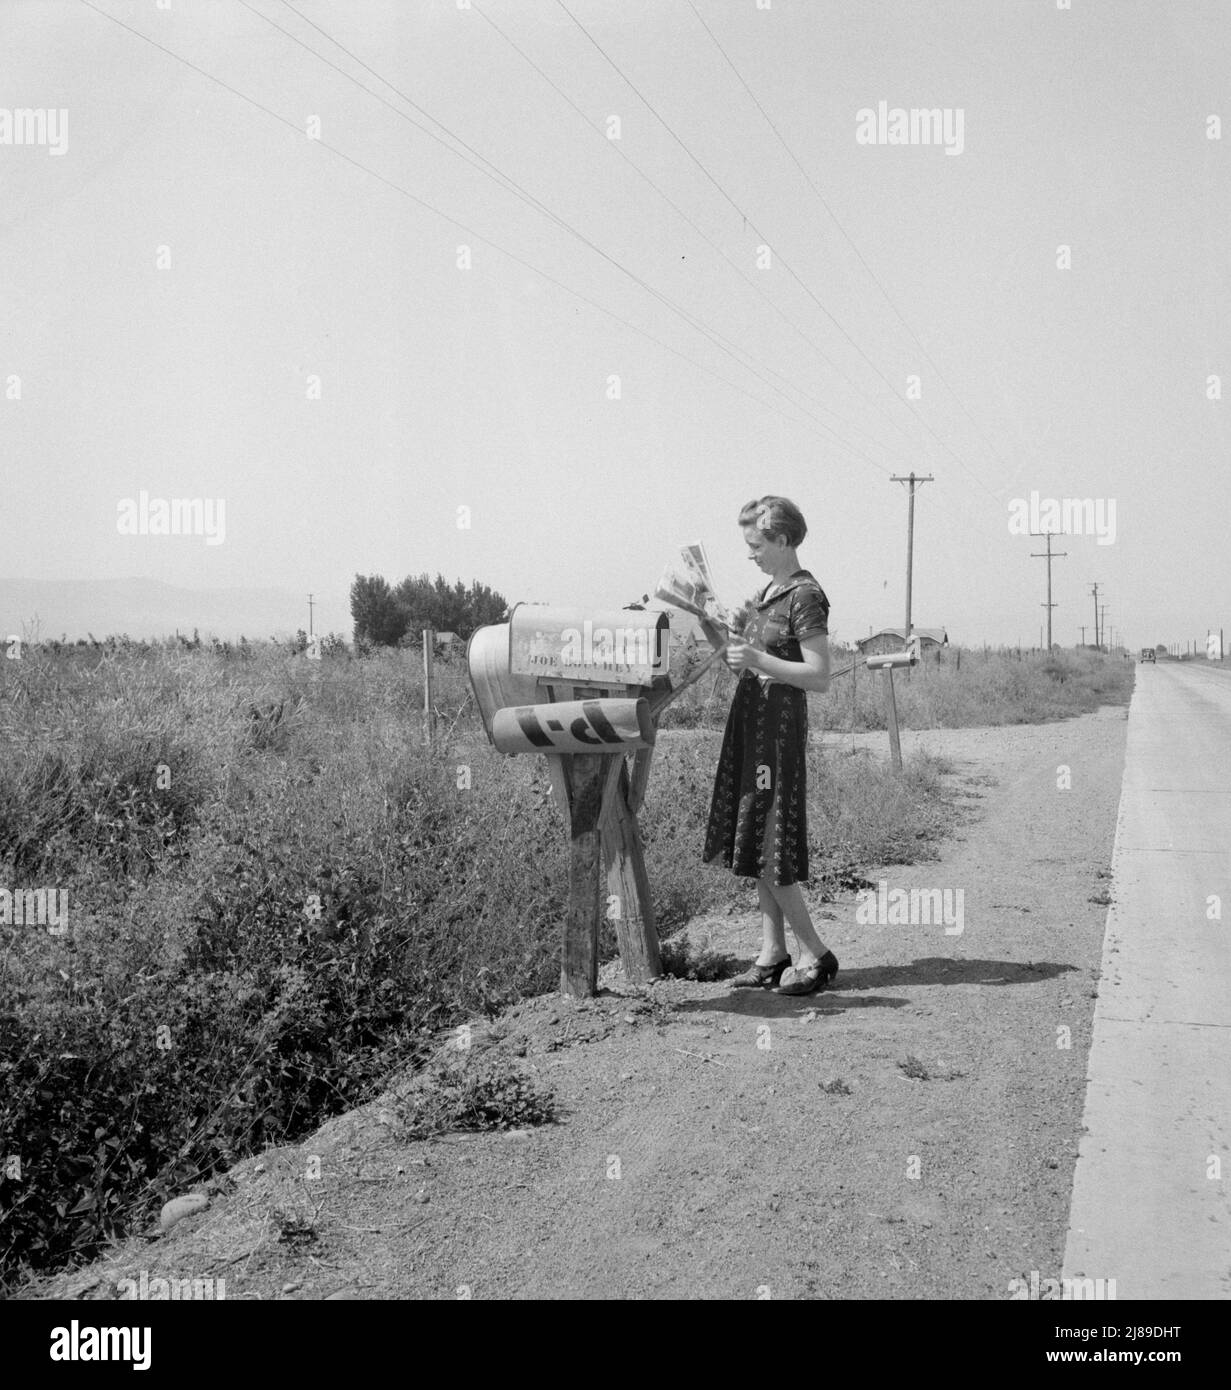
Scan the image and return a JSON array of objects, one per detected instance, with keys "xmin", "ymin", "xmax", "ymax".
[
  {"xmin": 0, "ymin": 640, "xmax": 958, "ymax": 1292},
  {"xmin": 394, "ymin": 1055, "xmax": 556, "ymax": 1139}
]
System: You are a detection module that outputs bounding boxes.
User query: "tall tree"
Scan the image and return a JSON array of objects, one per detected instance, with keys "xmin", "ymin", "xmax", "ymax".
[
  {"xmin": 350, "ymin": 573, "xmax": 410, "ymax": 646},
  {"xmin": 393, "ymin": 573, "xmax": 508, "ymax": 640}
]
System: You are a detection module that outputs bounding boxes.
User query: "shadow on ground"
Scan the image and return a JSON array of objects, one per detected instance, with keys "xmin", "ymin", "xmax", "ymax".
[{"xmin": 670, "ymin": 956, "xmax": 1080, "ymax": 1019}]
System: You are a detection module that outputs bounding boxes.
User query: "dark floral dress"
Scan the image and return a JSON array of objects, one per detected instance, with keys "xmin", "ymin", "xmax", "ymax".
[{"xmin": 703, "ymin": 570, "xmax": 830, "ymax": 887}]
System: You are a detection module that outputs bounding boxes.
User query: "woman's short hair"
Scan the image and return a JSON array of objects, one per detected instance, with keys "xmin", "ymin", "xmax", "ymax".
[{"xmin": 738, "ymin": 496, "xmax": 807, "ymax": 547}]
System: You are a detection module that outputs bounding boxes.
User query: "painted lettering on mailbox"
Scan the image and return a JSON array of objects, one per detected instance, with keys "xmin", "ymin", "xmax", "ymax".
[
  {"xmin": 514, "ymin": 701, "xmax": 638, "ymax": 750},
  {"xmin": 560, "ymin": 622, "xmax": 665, "ymax": 673}
]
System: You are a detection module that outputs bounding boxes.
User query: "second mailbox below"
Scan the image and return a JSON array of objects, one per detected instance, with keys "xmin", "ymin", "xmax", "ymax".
[{"xmin": 490, "ymin": 697, "xmax": 655, "ymax": 756}]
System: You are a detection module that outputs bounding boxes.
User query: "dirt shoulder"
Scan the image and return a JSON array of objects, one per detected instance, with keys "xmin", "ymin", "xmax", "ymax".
[{"xmin": 27, "ymin": 707, "xmax": 1127, "ymax": 1301}]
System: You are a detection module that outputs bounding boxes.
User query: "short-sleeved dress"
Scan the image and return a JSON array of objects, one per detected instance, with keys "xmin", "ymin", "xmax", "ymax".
[{"xmin": 703, "ymin": 570, "xmax": 830, "ymax": 887}]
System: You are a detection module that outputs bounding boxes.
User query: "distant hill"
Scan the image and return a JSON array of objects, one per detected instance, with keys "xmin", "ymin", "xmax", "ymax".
[{"xmin": 0, "ymin": 577, "xmax": 343, "ymax": 643}]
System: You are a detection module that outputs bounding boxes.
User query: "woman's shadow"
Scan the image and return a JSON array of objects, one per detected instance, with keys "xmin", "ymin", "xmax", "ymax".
[{"xmin": 674, "ymin": 956, "xmax": 1078, "ymax": 1018}]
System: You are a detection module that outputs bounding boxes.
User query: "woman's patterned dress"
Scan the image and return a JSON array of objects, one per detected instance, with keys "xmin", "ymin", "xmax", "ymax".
[{"xmin": 703, "ymin": 570, "xmax": 830, "ymax": 887}]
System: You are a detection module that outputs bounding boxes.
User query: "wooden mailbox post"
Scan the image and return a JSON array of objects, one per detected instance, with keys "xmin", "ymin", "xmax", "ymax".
[
  {"xmin": 863, "ymin": 645, "xmax": 919, "ymax": 773},
  {"xmin": 468, "ymin": 605, "xmax": 676, "ymax": 996}
]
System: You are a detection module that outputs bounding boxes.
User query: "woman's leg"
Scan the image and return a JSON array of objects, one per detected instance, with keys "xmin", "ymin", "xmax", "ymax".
[
  {"xmin": 769, "ymin": 880, "xmax": 829, "ymax": 967},
  {"xmin": 756, "ymin": 878, "xmax": 789, "ymax": 965}
]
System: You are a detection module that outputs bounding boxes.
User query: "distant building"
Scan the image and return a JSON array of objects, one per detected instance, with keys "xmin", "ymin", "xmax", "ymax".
[
  {"xmin": 857, "ymin": 626, "xmax": 948, "ymax": 659},
  {"xmin": 434, "ymin": 631, "xmax": 460, "ymax": 650}
]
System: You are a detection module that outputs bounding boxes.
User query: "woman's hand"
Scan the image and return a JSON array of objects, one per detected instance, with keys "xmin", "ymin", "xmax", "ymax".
[{"xmin": 723, "ymin": 641, "xmax": 763, "ymax": 674}]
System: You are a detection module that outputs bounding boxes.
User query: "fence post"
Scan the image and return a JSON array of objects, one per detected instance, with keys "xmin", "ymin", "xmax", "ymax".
[{"xmin": 422, "ymin": 628, "xmax": 434, "ymax": 744}]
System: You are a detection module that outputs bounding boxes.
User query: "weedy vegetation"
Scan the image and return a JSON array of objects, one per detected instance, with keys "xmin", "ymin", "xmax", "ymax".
[
  {"xmin": 393, "ymin": 1054, "xmax": 557, "ymax": 1140},
  {"xmin": 0, "ymin": 636, "xmax": 1129, "ymax": 1290}
]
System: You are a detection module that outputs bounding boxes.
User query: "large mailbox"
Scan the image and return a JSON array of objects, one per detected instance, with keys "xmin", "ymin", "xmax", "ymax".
[
  {"xmin": 466, "ymin": 603, "xmax": 681, "ymax": 997},
  {"xmin": 468, "ymin": 605, "xmax": 670, "ymax": 753}
]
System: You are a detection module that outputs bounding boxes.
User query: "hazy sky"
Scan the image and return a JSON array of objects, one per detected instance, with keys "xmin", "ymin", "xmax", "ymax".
[{"xmin": 4, "ymin": 0, "xmax": 1228, "ymax": 648}]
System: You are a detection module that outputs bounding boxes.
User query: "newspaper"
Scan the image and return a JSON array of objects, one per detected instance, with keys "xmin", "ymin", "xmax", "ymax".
[
  {"xmin": 654, "ymin": 542, "xmax": 786, "ymax": 689},
  {"xmin": 654, "ymin": 542, "xmax": 736, "ymax": 633}
]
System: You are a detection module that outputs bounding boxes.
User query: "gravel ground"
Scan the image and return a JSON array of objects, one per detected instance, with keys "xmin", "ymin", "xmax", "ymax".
[{"xmin": 25, "ymin": 706, "xmax": 1127, "ymax": 1301}]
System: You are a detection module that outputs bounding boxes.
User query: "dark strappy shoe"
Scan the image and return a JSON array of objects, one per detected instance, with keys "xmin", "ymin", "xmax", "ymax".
[
  {"xmin": 731, "ymin": 954, "xmax": 792, "ymax": 989},
  {"xmin": 776, "ymin": 950, "xmax": 839, "ymax": 996}
]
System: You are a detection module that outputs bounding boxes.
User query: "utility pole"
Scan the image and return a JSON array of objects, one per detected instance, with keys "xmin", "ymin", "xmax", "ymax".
[
  {"xmin": 1079, "ymin": 625, "xmax": 1086, "ymax": 646},
  {"xmin": 1090, "ymin": 583, "xmax": 1101, "ymax": 649},
  {"xmin": 307, "ymin": 593, "xmax": 315, "ymax": 638},
  {"xmin": 1030, "ymin": 532, "xmax": 1067, "ymax": 651},
  {"xmin": 1099, "ymin": 605, "xmax": 1109, "ymax": 651},
  {"xmin": 890, "ymin": 471, "xmax": 933, "ymax": 646}
]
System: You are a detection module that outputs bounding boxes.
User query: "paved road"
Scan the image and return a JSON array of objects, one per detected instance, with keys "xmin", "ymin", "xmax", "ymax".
[{"xmin": 1064, "ymin": 660, "xmax": 1231, "ymax": 1298}]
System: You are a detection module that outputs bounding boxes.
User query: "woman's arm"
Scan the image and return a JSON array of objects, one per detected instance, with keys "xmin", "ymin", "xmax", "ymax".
[{"xmin": 725, "ymin": 633, "xmax": 831, "ymax": 693}]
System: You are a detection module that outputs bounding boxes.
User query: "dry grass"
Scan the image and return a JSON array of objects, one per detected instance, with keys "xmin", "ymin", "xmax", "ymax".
[
  {"xmin": 0, "ymin": 636, "xmax": 1126, "ymax": 1291},
  {"xmin": 662, "ymin": 642, "xmax": 1133, "ymax": 732}
]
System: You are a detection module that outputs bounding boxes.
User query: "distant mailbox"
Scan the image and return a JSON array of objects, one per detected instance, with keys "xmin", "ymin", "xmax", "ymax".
[
  {"xmin": 508, "ymin": 604, "xmax": 669, "ymax": 689},
  {"xmin": 865, "ymin": 650, "xmax": 918, "ymax": 671}
]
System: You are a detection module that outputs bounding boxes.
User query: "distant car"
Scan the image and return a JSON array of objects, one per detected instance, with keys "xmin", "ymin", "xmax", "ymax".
[{"xmin": 1140, "ymin": 649, "xmax": 1155, "ymax": 662}]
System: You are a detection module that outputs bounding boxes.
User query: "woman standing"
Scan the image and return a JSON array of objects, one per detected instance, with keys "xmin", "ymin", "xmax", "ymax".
[{"xmin": 703, "ymin": 496, "xmax": 839, "ymax": 996}]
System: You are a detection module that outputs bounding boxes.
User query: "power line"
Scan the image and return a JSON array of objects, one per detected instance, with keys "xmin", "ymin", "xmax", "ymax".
[
  {"xmin": 270, "ymin": 0, "xmax": 908, "ymax": 470},
  {"xmin": 890, "ymin": 472, "xmax": 933, "ymax": 644},
  {"xmin": 552, "ymin": 0, "xmax": 922, "ymax": 454},
  {"xmin": 1029, "ymin": 531, "xmax": 1067, "ymax": 650},
  {"xmin": 466, "ymin": 0, "xmax": 916, "ymax": 469},
  {"xmin": 894, "ymin": 480, "xmax": 1026, "ymax": 642},
  {"xmin": 75, "ymin": 0, "xmax": 891, "ymax": 470},
  {"xmin": 556, "ymin": 0, "xmax": 1001, "ymax": 501},
  {"xmin": 685, "ymin": 0, "xmax": 1020, "ymax": 490},
  {"xmin": 249, "ymin": 0, "xmax": 900, "ymax": 473}
]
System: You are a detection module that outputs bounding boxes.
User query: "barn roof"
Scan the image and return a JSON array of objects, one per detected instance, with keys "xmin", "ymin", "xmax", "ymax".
[{"xmin": 856, "ymin": 627, "xmax": 948, "ymax": 647}]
